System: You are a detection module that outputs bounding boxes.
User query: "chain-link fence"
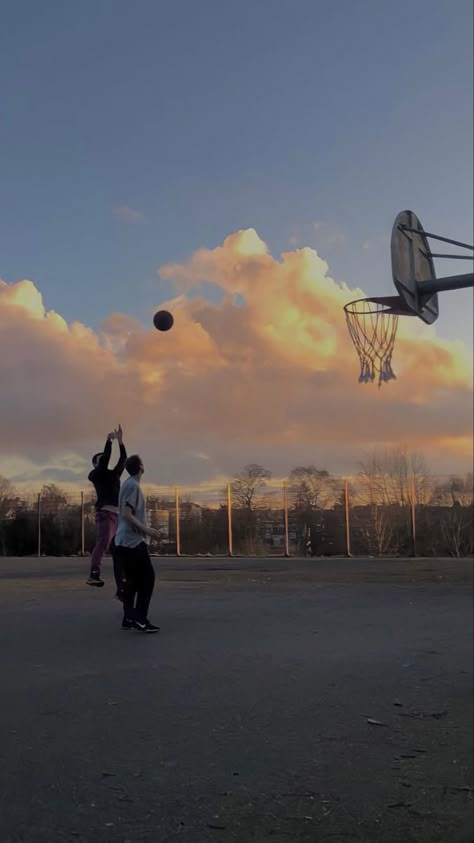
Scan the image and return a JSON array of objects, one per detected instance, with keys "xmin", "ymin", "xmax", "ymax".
[{"xmin": 0, "ymin": 475, "xmax": 472, "ymax": 557}]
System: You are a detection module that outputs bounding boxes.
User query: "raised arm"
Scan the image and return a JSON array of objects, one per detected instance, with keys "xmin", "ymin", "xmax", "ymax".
[
  {"xmin": 113, "ymin": 425, "xmax": 127, "ymax": 475},
  {"xmin": 97, "ymin": 434, "xmax": 114, "ymax": 469}
]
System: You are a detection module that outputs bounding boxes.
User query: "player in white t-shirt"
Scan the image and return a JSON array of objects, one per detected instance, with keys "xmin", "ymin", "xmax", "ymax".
[{"xmin": 114, "ymin": 455, "xmax": 161, "ymax": 633}]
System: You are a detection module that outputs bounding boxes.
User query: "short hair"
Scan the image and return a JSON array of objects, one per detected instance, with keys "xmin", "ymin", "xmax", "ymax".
[
  {"xmin": 125, "ymin": 454, "xmax": 143, "ymax": 476},
  {"xmin": 92, "ymin": 452, "xmax": 103, "ymax": 466}
]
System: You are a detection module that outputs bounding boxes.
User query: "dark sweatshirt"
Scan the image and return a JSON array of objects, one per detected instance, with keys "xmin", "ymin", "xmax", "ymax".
[{"xmin": 88, "ymin": 438, "xmax": 127, "ymax": 510}]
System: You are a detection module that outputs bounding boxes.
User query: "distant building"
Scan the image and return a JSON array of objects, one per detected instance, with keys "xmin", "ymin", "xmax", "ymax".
[
  {"xmin": 180, "ymin": 501, "xmax": 203, "ymax": 521},
  {"xmin": 149, "ymin": 509, "xmax": 170, "ymax": 539}
]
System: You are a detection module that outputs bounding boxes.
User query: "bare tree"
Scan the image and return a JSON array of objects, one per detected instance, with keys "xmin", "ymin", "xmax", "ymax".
[
  {"xmin": 231, "ymin": 464, "xmax": 272, "ymax": 511},
  {"xmin": 354, "ymin": 447, "xmax": 433, "ymax": 555},
  {"xmin": 230, "ymin": 464, "xmax": 272, "ymax": 554},
  {"xmin": 0, "ymin": 475, "xmax": 15, "ymax": 555},
  {"xmin": 385, "ymin": 447, "xmax": 432, "ymax": 505},
  {"xmin": 357, "ymin": 447, "xmax": 431, "ymax": 506},
  {"xmin": 431, "ymin": 474, "xmax": 474, "ymax": 507},
  {"xmin": 0, "ymin": 475, "xmax": 13, "ymax": 508},
  {"xmin": 289, "ymin": 466, "xmax": 332, "ymax": 508},
  {"xmin": 39, "ymin": 483, "xmax": 69, "ymax": 514},
  {"xmin": 431, "ymin": 474, "xmax": 474, "ymax": 557},
  {"xmin": 356, "ymin": 451, "xmax": 393, "ymax": 510},
  {"xmin": 289, "ymin": 466, "xmax": 334, "ymax": 554},
  {"xmin": 353, "ymin": 468, "xmax": 394, "ymax": 555},
  {"xmin": 356, "ymin": 451, "xmax": 398, "ymax": 554}
]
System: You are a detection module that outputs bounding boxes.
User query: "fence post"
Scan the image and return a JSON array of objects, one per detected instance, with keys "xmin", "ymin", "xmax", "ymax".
[
  {"xmin": 283, "ymin": 480, "xmax": 290, "ymax": 557},
  {"xmin": 344, "ymin": 479, "xmax": 352, "ymax": 557},
  {"xmin": 175, "ymin": 487, "xmax": 181, "ymax": 557},
  {"xmin": 410, "ymin": 473, "xmax": 417, "ymax": 557},
  {"xmin": 227, "ymin": 483, "xmax": 233, "ymax": 557},
  {"xmin": 37, "ymin": 492, "xmax": 41, "ymax": 558},
  {"xmin": 80, "ymin": 491, "xmax": 85, "ymax": 556}
]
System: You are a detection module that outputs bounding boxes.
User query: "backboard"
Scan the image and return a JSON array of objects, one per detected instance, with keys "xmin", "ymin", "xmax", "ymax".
[{"xmin": 391, "ymin": 210, "xmax": 439, "ymax": 324}]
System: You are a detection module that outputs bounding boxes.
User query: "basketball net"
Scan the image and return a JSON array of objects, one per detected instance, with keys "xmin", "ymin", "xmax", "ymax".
[{"xmin": 344, "ymin": 298, "xmax": 400, "ymax": 386}]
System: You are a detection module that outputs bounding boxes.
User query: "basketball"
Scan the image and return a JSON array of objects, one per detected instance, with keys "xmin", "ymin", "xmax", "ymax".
[{"xmin": 153, "ymin": 310, "xmax": 174, "ymax": 332}]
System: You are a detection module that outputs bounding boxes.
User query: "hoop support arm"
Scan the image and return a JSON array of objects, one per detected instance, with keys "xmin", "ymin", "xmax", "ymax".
[
  {"xmin": 418, "ymin": 273, "xmax": 474, "ymax": 295},
  {"xmin": 427, "ymin": 253, "xmax": 474, "ymax": 260},
  {"xmin": 399, "ymin": 226, "xmax": 474, "ymax": 251}
]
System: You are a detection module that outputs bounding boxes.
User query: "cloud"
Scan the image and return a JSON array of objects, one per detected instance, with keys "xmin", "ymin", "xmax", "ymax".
[
  {"xmin": 113, "ymin": 205, "xmax": 148, "ymax": 224},
  {"xmin": 288, "ymin": 221, "xmax": 346, "ymax": 252},
  {"xmin": 0, "ymin": 279, "xmax": 142, "ymax": 450},
  {"xmin": 360, "ymin": 234, "xmax": 390, "ymax": 252},
  {"xmin": 0, "ymin": 451, "xmax": 89, "ymax": 492},
  {"xmin": 312, "ymin": 220, "xmax": 346, "ymax": 249},
  {"xmin": 1, "ymin": 230, "xmax": 472, "ymax": 489}
]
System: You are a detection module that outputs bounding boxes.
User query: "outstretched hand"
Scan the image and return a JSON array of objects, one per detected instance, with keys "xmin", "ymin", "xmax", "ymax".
[
  {"xmin": 107, "ymin": 431, "xmax": 116, "ymax": 442},
  {"xmin": 115, "ymin": 424, "xmax": 123, "ymax": 444}
]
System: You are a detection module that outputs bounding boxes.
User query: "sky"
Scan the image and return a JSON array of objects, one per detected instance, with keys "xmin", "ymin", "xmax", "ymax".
[{"xmin": 0, "ymin": 0, "xmax": 473, "ymax": 491}]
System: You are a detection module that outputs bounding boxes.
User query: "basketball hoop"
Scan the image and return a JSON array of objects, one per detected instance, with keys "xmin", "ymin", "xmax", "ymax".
[
  {"xmin": 344, "ymin": 296, "xmax": 408, "ymax": 386},
  {"xmin": 343, "ymin": 210, "xmax": 473, "ymax": 386}
]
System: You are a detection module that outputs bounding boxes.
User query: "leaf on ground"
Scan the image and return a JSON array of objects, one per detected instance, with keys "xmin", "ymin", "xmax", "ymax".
[{"xmin": 399, "ymin": 710, "xmax": 447, "ymax": 720}]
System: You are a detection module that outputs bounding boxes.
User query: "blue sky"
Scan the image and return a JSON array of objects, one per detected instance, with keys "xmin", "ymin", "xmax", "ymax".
[{"xmin": 1, "ymin": 0, "xmax": 473, "ymax": 345}]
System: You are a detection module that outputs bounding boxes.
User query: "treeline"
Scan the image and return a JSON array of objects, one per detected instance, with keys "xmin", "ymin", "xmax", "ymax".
[{"xmin": 0, "ymin": 450, "xmax": 473, "ymax": 558}]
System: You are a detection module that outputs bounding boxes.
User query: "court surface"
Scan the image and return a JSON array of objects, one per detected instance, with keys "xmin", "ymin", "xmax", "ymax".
[{"xmin": 0, "ymin": 556, "xmax": 472, "ymax": 842}]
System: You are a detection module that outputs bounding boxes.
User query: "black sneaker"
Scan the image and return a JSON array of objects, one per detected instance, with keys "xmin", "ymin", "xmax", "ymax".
[
  {"xmin": 121, "ymin": 618, "xmax": 133, "ymax": 631},
  {"xmin": 145, "ymin": 619, "xmax": 160, "ymax": 632},
  {"xmin": 132, "ymin": 620, "xmax": 159, "ymax": 634},
  {"xmin": 86, "ymin": 572, "xmax": 104, "ymax": 587}
]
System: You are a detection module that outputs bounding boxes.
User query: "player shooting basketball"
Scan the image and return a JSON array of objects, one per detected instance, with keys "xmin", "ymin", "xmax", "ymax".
[{"xmin": 87, "ymin": 425, "xmax": 127, "ymax": 596}]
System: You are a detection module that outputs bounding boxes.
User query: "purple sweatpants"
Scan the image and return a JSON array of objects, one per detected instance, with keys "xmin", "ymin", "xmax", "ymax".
[{"xmin": 90, "ymin": 510, "xmax": 118, "ymax": 575}]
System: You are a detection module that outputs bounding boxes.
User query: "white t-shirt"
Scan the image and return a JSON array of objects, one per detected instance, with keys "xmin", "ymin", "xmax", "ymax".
[{"xmin": 115, "ymin": 476, "xmax": 149, "ymax": 548}]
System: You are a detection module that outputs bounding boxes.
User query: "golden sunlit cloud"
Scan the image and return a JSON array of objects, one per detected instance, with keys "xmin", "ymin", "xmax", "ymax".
[{"xmin": 0, "ymin": 229, "xmax": 472, "ymax": 488}]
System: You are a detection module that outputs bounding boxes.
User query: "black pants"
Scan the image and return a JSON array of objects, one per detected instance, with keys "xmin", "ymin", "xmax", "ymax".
[{"xmin": 115, "ymin": 542, "xmax": 155, "ymax": 623}]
